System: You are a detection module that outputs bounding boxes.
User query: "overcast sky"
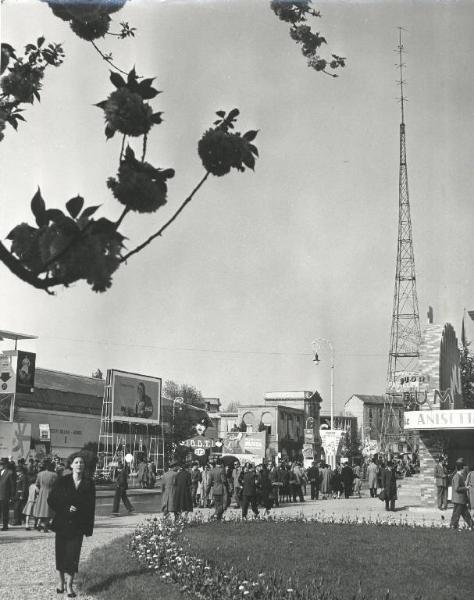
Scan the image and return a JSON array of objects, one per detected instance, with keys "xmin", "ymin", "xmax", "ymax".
[{"xmin": 1, "ymin": 0, "xmax": 473, "ymax": 415}]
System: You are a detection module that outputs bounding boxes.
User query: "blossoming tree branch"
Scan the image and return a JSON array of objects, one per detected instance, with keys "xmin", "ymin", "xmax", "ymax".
[{"xmin": 0, "ymin": 0, "xmax": 344, "ymax": 294}]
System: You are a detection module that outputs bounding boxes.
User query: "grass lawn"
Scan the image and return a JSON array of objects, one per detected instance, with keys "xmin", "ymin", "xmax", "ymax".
[
  {"xmin": 181, "ymin": 521, "xmax": 474, "ymax": 599},
  {"xmin": 77, "ymin": 535, "xmax": 182, "ymax": 600}
]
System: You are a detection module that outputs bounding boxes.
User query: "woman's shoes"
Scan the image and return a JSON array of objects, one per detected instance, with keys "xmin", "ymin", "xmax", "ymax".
[
  {"xmin": 56, "ymin": 588, "xmax": 64, "ymax": 594},
  {"xmin": 67, "ymin": 593, "xmax": 77, "ymax": 598}
]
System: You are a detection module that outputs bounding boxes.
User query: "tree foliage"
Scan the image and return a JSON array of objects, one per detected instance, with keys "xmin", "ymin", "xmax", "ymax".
[
  {"xmin": 460, "ymin": 343, "xmax": 474, "ymax": 408},
  {"xmin": 0, "ymin": 0, "xmax": 344, "ymax": 294}
]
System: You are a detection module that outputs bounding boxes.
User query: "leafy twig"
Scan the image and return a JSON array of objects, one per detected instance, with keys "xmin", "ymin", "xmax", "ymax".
[{"xmin": 90, "ymin": 40, "xmax": 129, "ymax": 76}]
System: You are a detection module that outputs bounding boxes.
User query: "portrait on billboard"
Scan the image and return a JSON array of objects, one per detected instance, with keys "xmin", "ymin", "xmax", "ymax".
[
  {"xmin": 111, "ymin": 370, "xmax": 161, "ymax": 424},
  {"xmin": 16, "ymin": 351, "xmax": 36, "ymax": 394}
]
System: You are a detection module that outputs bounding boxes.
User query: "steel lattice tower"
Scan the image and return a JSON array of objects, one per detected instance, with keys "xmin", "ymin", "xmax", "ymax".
[{"xmin": 381, "ymin": 30, "xmax": 422, "ymax": 450}]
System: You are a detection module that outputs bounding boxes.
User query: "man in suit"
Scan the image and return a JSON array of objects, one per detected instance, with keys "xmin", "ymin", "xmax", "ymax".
[
  {"xmin": 111, "ymin": 461, "xmax": 134, "ymax": 515},
  {"xmin": 239, "ymin": 463, "xmax": 259, "ymax": 519},
  {"xmin": 206, "ymin": 458, "xmax": 227, "ymax": 520},
  {"xmin": 306, "ymin": 461, "xmax": 320, "ymax": 501},
  {"xmin": 382, "ymin": 460, "xmax": 397, "ymax": 512},
  {"xmin": 450, "ymin": 458, "xmax": 474, "ymax": 530},
  {"xmin": 0, "ymin": 457, "xmax": 14, "ymax": 530},
  {"xmin": 434, "ymin": 455, "xmax": 448, "ymax": 510}
]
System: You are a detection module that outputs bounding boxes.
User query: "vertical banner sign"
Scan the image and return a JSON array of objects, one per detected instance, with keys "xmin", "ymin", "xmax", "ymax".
[
  {"xmin": 16, "ymin": 351, "xmax": 36, "ymax": 394},
  {"xmin": 0, "ymin": 353, "xmax": 16, "ymax": 394}
]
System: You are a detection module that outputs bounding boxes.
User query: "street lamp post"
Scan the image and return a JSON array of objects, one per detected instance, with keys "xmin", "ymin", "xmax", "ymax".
[
  {"xmin": 312, "ymin": 338, "xmax": 335, "ymax": 430},
  {"xmin": 171, "ymin": 396, "xmax": 184, "ymax": 454}
]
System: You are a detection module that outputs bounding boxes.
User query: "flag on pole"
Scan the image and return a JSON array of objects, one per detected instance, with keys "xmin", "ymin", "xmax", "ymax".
[{"xmin": 468, "ymin": 310, "xmax": 474, "ymax": 321}]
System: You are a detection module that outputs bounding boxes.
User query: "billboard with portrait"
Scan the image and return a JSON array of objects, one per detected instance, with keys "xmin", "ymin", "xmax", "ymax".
[
  {"xmin": 16, "ymin": 351, "xmax": 36, "ymax": 394},
  {"xmin": 110, "ymin": 370, "xmax": 161, "ymax": 424}
]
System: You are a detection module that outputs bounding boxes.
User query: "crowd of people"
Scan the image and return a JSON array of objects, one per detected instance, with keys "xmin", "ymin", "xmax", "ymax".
[{"xmin": 156, "ymin": 456, "xmax": 427, "ymax": 520}]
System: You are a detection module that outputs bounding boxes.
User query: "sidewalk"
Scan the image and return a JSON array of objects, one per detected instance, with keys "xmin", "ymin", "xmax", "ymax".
[{"xmin": 0, "ymin": 486, "xmax": 452, "ymax": 600}]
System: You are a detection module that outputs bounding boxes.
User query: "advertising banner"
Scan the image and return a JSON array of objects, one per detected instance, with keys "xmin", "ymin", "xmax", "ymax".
[
  {"xmin": 16, "ymin": 351, "xmax": 36, "ymax": 394},
  {"xmin": 222, "ymin": 431, "xmax": 266, "ymax": 457},
  {"xmin": 320, "ymin": 429, "xmax": 344, "ymax": 460},
  {"xmin": 0, "ymin": 353, "xmax": 16, "ymax": 394},
  {"xmin": 304, "ymin": 428, "xmax": 315, "ymax": 444},
  {"xmin": 0, "ymin": 422, "xmax": 31, "ymax": 459},
  {"xmin": 302, "ymin": 443, "xmax": 314, "ymax": 459},
  {"xmin": 0, "ymin": 395, "xmax": 14, "ymax": 421},
  {"xmin": 111, "ymin": 370, "xmax": 161, "ymax": 424},
  {"xmin": 404, "ymin": 409, "xmax": 474, "ymax": 430}
]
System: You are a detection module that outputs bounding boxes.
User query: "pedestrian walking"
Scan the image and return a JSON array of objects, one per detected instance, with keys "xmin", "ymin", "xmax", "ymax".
[
  {"xmin": 291, "ymin": 462, "xmax": 305, "ymax": 502},
  {"xmin": 190, "ymin": 463, "xmax": 202, "ymax": 507},
  {"xmin": 175, "ymin": 464, "xmax": 193, "ymax": 518},
  {"xmin": 48, "ymin": 454, "xmax": 96, "ymax": 598},
  {"xmin": 240, "ymin": 463, "xmax": 259, "ymax": 519},
  {"xmin": 450, "ymin": 458, "xmax": 474, "ymax": 530},
  {"xmin": 13, "ymin": 462, "xmax": 28, "ymax": 525},
  {"xmin": 259, "ymin": 463, "xmax": 273, "ymax": 514},
  {"xmin": 111, "ymin": 461, "xmax": 134, "ymax": 515},
  {"xmin": 200, "ymin": 463, "xmax": 212, "ymax": 508},
  {"xmin": 23, "ymin": 481, "xmax": 38, "ymax": 530},
  {"xmin": 382, "ymin": 461, "xmax": 397, "ymax": 512},
  {"xmin": 161, "ymin": 462, "xmax": 178, "ymax": 519},
  {"xmin": 306, "ymin": 461, "xmax": 320, "ymax": 500},
  {"xmin": 34, "ymin": 460, "xmax": 58, "ymax": 532},
  {"xmin": 0, "ymin": 456, "xmax": 14, "ymax": 530},
  {"xmin": 207, "ymin": 458, "xmax": 228, "ymax": 520},
  {"xmin": 341, "ymin": 463, "xmax": 354, "ymax": 499},
  {"xmin": 367, "ymin": 459, "xmax": 379, "ymax": 498},
  {"xmin": 466, "ymin": 466, "xmax": 474, "ymax": 516},
  {"xmin": 232, "ymin": 461, "xmax": 243, "ymax": 508},
  {"xmin": 320, "ymin": 464, "xmax": 331, "ymax": 499},
  {"xmin": 269, "ymin": 462, "xmax": 282, "ymax": 507},
  {"xmin": 434, "ymin": 455, "xmax": 448, "ymax": 510},
  {"xmin": 352, "ymin": 464, "xmax": 362, "ymax": 497}
]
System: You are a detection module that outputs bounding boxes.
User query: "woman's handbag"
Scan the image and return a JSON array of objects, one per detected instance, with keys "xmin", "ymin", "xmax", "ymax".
[{"xmin": 378, "ymin": 489, "xmax": 386, "ymax": 501}]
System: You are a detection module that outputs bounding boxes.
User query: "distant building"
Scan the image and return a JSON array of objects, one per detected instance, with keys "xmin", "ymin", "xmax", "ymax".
[
  {"xmin": 203, "ymin": 397, "xmax": 221, "ymax": 414},
  {"xmin": 344, "ymin": 394, "xmax": 404, "ymax": 443}
]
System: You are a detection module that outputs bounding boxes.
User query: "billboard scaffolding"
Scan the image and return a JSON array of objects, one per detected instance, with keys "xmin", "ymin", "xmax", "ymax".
[{"xmin": 97, "ymin": 369, "xmax": 164, "ymax": 479}]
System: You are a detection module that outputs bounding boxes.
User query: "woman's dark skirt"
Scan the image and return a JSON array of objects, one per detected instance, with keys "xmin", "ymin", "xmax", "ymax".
[{"xmin": 55, "ymin": 533, "xmax": 84, "ymax": 574}]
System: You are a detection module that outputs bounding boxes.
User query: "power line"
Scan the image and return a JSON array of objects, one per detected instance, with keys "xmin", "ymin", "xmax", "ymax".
[{"xmin": 37, "ymin": 335, "xmax": 385, "ymax": 358}]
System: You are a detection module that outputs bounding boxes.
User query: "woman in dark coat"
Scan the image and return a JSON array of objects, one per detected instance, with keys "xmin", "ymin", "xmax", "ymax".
[
  {"xmin": 48, "ymin": 454, "xmax": 95, "ymax": 597},
  {"xmin": 174, "ymin": 465, "xmax": 193, "ymax": 516}
]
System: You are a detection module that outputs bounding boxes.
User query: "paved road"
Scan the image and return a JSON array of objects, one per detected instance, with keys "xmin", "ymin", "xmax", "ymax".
[{"xmin": 0, "ymin": 485, "xmax": 453, "ymax": 600}]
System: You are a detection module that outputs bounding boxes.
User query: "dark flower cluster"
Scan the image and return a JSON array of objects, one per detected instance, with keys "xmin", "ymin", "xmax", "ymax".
[
  {"xmin": 7, "ymin": 189, "xmax": 124, "ymax": 292},
  {"xmin": 1, "ymin": 62, "xmax": 44, "ymax": 103},
  {"xmin": 46, "ymin": 0, "xmax": 128, "ymax": 41},
  {"xmin": 96, "ymin": 69, "xmax": 163, "ymax": 139},
  {"xmin": 0, "ymin": 37, "xmax": 64, "ymax": 140},
  {"xmin": 107, "ymin": 146, "xmax": 174, "ymax": 213},
  {"xmin": 198, "ymin": 109, "xmax": 259, "ymax": 177},
  {"xmin": 269, "ymin": 0, "xmax": 345, "ymax": 76}
]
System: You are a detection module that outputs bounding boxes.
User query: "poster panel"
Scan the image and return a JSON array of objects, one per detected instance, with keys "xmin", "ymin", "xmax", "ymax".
[
  {"xmin": 222, "ymin": 431, "xmax": 266, "ymax": 457},
  {"xmin": 111, "ymin": 369, "xmax": 161, "ymax": 424},
  {"xmin": 0, "ymin": 353, "xmax": 16, "ymax": 394},
  {"xmin": 0, "ymin": 395, "xmax": 14, "ymax": 421},
  {"xmin": 0, "ymin": 422, "xmax": 31, "ymax": 459},
  {"xmin": 16, "ymin": 351, "xmax": 36, "ymax": 394}
]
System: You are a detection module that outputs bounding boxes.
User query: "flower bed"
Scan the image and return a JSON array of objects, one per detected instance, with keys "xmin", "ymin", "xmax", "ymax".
[{"xmin": 128, "ymin": 512, "xmax": 473, "ymax": 600}]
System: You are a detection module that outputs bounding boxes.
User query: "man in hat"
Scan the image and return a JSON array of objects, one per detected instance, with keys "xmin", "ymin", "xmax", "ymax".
[
  {"xmin": 450, "ymin": 458, "xmax": 474, "ymax": 530},
  {"xmin": 111, "ymin": 461, "xmax": 134, "ymax": 516},
  {"xmin": 206, "ymin": 458, "xmax": 228, "ymax": 520},
  {"xmin": 0, "ymin": 457, "xmax": 14, "ymax": 530}
]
